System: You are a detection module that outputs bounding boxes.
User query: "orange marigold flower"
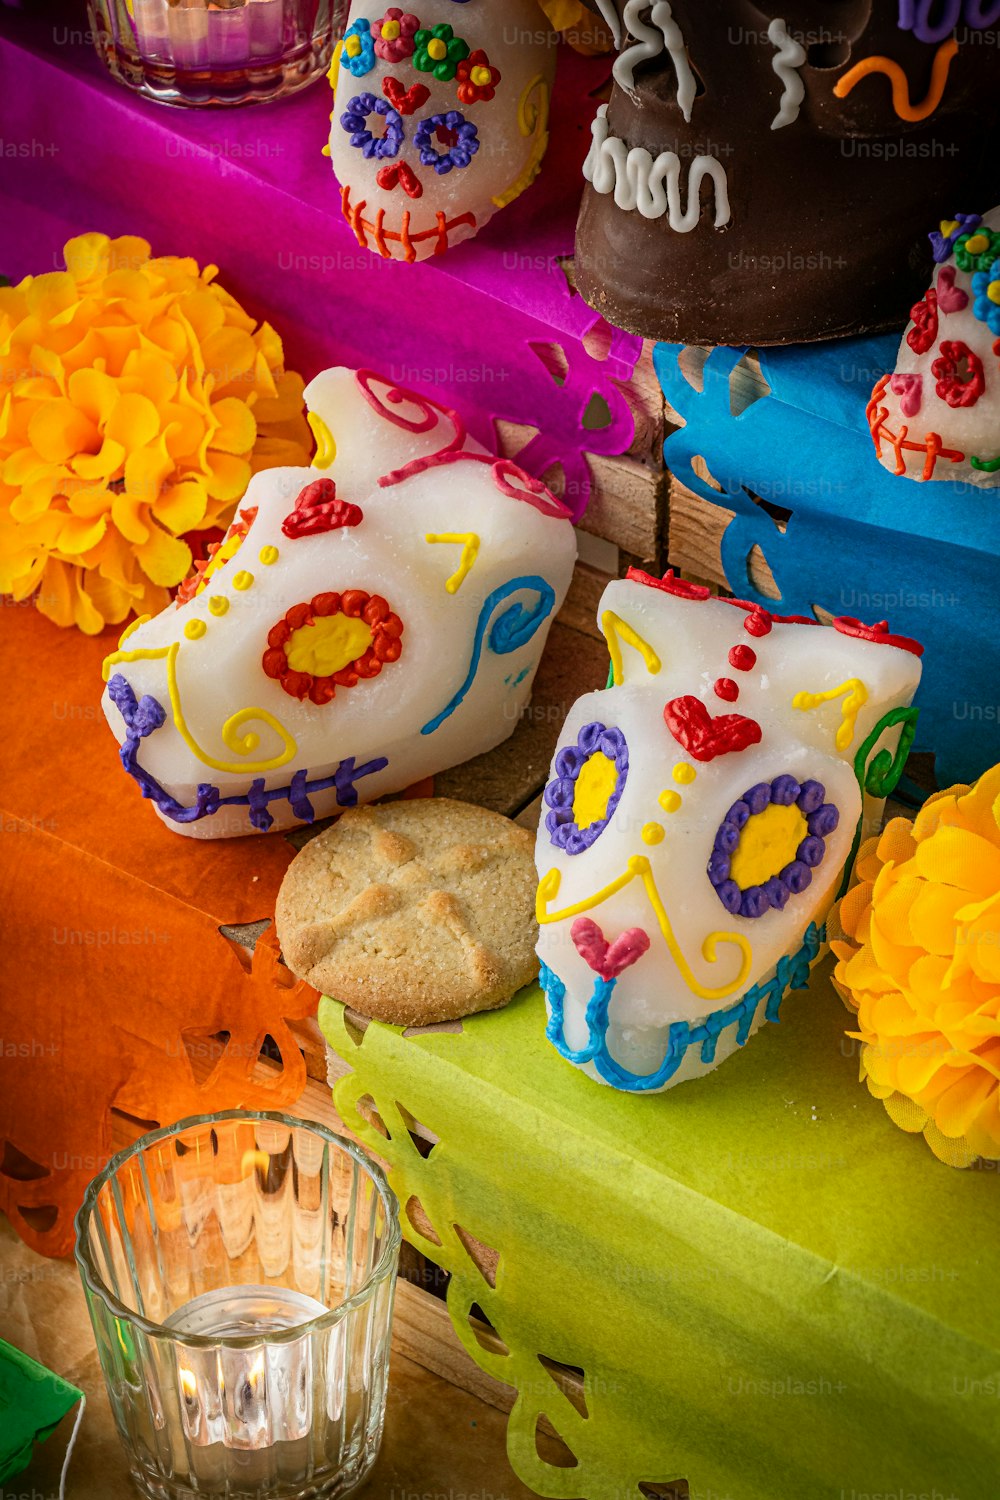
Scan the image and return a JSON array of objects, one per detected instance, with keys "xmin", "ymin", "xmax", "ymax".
[
  {"xmin": 830, "ymin": 765, "xmax": 1000, "ymax": 1168},
  {"xmin": 0, "ymin": 232, "xmax": 311, "ymax": 634}
]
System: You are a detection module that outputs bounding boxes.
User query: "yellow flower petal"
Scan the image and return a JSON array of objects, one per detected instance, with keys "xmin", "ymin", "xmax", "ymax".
[
  {"xmin": 63, "ymin": 233, "xmax": 112, "ymax": 284},
  {"xmin": 209, "ymin": 396, "xmax": 256, "ymax": 456},
  {"xmin": 66, "ymin": 367, "xmax": 119, "ymax": 426},
  {"xmin": 111, "ymin": 491, "xmax": 151, "ymax": 544},
  {"xmin": 25, "ymin": 272, "xmax": 79, "ymax": 322},
  {"xmin": 203, "ymin": 450, "xmax": 251, "ymax": 502},
  {"xmin": 55, "ymin": 512, "xmax": 108, "ymax": 555},
  {"xmin": 134, "ymin": 526, "xmax": 192, "ymax": 587},
  {"xmin": 914, "ymin": 826, "xmax": 1000, "ymax": 897},
  {"xmin": 71, "ymin": 437, "xmax": 126, "ymax": 482},
  {"xmin": 106, "ymin": 392, "xmax": 161, "ymax": 452},
  {"xmin": 124, "ymin": 436, "xmax": 174, "ymax": 508},
  {"xmin": 27, "ymin": 399, "xmax": 100, "ymax": 464},
  {"xmin": 156, "ymin": 479, "xmax": 208, "ymax": 536}
]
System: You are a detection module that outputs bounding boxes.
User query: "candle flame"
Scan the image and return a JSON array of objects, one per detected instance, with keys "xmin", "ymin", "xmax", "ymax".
[
  {"xmin": 248, "ymin": 1352, "xmax": 266, "ymax": 1391},
  {"xmin": 179, "ymin": 1366, "xmax": 198, "ymax": 1402},
  {"xmin": 241, "ymin": 1149, "xmax": 271, "ymax": 1178}
]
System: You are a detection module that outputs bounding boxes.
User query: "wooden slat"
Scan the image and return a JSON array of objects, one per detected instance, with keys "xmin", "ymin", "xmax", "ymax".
[{"xmin": 668, "ymin": 477, "xmax": 781, "ymax": 599}]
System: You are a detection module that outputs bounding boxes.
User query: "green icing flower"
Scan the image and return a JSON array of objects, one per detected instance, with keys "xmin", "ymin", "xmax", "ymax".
[{"xmin": 413, "ymin": 23, "xmax": 470, "ymax": 82}]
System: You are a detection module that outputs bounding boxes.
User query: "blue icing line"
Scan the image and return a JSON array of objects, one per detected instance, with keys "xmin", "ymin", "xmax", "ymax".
[
  {"xmin": 421, "ymin": 576, "xmax": 555, "ymax": 736},
  {"xmin": 541, "ymin": 924, "xmax": 824, "ymax": 1094}
]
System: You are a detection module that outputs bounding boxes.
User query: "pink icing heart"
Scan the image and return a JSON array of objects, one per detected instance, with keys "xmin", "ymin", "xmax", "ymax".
[
  {"xmin": 890, "ymin": 372, "xmax": 923, "ymax": 418},
  {"xmin": 937, "ymin": 266, "xmax": 969, "ymax": 315},
  {"xmin": 571, "ymin": 918, "xmax": 651, "ymax": 981}
]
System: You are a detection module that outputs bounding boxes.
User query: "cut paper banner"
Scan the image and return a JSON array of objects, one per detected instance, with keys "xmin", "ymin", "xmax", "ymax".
[
  {"xmin": 654, "ymin": 336, "xmax": 1000, "ymax": 787},
  {"xmin": 0, "ymin": 1339, "xmax": 84, "ymax": 1498}
]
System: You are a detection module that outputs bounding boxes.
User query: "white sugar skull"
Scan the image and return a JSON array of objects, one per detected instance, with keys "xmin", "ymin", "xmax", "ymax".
[
  {"xmin": 535, "ymin": 573, "xmax": 923, "ymax": 1092},
  {"xmin": 870, "ymin": 205, "xmax": 1000, "ymax": 485},
  {"xmin": 328, "ymin": 0, "xmax": 556, "ymax": 261},
  {"xmin": 101, "ymin": 367, "xmax": 577, "ymax": 838}
]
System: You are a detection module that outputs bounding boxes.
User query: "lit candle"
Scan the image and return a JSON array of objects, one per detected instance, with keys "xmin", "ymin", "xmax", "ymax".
[
  {"xmin": 130, "ymin": 0, "xmax": 284, "ymax": 73},
  {"xmin": 167, "ymin": 1284, "xmax": 329, "ymax": 1490}
]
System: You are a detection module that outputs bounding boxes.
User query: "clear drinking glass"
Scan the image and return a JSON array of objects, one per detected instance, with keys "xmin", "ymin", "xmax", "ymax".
[
  {"xmin": 75, "ymin": 1112, "xmax": 400, "ymax": 1500},
  {"xmin": 86, "ymin": 0, "xmax": 345, "ymax": 108}
]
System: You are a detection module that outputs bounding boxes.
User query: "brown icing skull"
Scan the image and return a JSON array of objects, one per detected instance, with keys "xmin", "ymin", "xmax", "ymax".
[
  {"xmin": 576, "ymin": 1, "xmax": 1000, "ymax": 344},
  {"xmin": 328, "ymin": 0, "xmax": 556, "ymax": 262}
]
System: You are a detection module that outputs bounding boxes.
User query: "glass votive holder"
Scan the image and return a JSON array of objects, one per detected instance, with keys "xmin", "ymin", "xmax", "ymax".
[
  {"xmin": 86, "ymin": 0, "xmax": 345, "ymax": 108},
  {"xmin": 75, "ymin": 1111, "xmax": 400, "ymax": 1500}
]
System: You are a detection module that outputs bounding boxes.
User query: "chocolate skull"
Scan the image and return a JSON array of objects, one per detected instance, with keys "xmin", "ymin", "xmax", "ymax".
[
  {"xmin": 101, "ymin": 367, "xmax": 577, "ymax": 838},
  {"xmin": 535, "ymin": 571, "xmax": 923, "ymax": 1092},
  {"xmin": 328, "ymin": 0, "xmax": 556, "ymax": 262},
  {"xmin": 869, "ymin": 204, "xmax": 1000, "ymax": 485},
  {"xmin": 576, "ymin": 1, "xmax": 1000, "ymax": 344}
]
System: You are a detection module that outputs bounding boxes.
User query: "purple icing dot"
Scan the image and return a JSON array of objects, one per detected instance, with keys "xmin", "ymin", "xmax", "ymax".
[
  {"xmin": 797, "ymin": 835, "xmax": 826, "ymax": 869},
  {"xmin": 770, "ymin": 774, "xmax": 801, "ymax": 806},
  {"xmin": 740, "ymin": 886, "xmax": 771, "ymax": 919},
  {"xmin": 714, "ymin": 823, "xmax": 741, "ymax": 856},
  {"xmin": 808, "ymin": 803, "xmax": 840, "ymax": 838},
  {"xmin": 764, "ymin": 876, "xmax": 790, "ymax": 911},
  {"xmin": 578, "ymin": 722, "xmax": 604, "ymax": 755},
  {"xmin": 797, "ymin": 779, "xmax": 827, "ymax": 814},
  {"xmin": 717, "ymin": 879, "xmax": 742, "ymax": 915},
  {"xmin": 555, "ymin": 747, "xmax": 582, "ymax": 779},
  {"xmin": 725, "ymin": 800, "xmax": 751, "ymax": 830},
  {"xmin": 781, "ymin": 860, "xmax": 813, "ymax": 896},
  {"xmin": 708, "ymin": 850, "xmax": 731, "ymax": 885},
  {"xmin": 745, "ymin": 782, "xmax": 772, "ymax": 816},
  {"xmin": 545, "ymin": 777, "xmax": 574, "ymax": 809}
]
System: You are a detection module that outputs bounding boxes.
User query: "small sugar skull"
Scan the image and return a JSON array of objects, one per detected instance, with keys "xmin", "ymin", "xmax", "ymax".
[
  {"xmin": 328, "ymin": 0, "xmax": 556, "ymax": 261},
  {"xmin": 101, "ymin": 367, "xmax": 577, "ymax": 838},
  {"xmin": 869, "ymin": 205, "xmax": 1000, "ymax": 485},
  {"xmin": 535, "ymin": 572, "xmax": 923, "ymax": 1092}
]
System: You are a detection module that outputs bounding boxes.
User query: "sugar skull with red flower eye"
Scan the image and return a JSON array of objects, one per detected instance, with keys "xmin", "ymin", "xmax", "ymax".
[
  {"xmin": 328, "ymin": 0, "xmax": 556, "ymax": 262},
  {"xmin": 101, "ymin": 366, "xmax": 576, "ymax": 838},
  {"xmin": 870, "ymin": 204, "xmax": 1000, "ymax": 484},
  {"xmin": 535, "ymin": 574, "xmax": 922, "ymax": 1092}
]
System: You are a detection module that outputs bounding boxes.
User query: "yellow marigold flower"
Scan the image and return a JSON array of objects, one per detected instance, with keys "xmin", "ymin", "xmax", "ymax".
[
  {"xmin": 830, "ymin": 764, "xmax": 1000, "ymax": 1168},
  {"xmin": 0, "ymin": 232, "xmax": 311, "ymax": 634}
]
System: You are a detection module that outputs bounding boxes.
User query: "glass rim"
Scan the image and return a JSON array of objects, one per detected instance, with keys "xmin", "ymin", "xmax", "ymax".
[{"xmin": 73, "ymin": 1109, "xmax": 401, "ymax": 1350}]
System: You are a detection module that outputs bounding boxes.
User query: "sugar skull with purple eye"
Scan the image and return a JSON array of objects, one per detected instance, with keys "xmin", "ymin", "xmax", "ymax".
[
  {"xmin": 534, "ymin": 573, "xmax": 923, "ymax": 1094},
  {"xmin": 328, "ymin": 0, "xmax": 556, "ymax": 262}
]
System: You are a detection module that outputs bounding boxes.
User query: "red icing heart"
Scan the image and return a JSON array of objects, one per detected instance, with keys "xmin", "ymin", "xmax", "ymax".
[
  {"xmin": 664, "ymin": 695, "xmax": 763, "ymax": 762},
  {"xmin": 282, "ymin": 479, "xmax": 364, "ymax": 540},
  {"xmin": 937, "ymin": 265, "xmax": 969, "ymax": 314},
  {"xmin": 376, "ymin": 161, "xmax": 423, "ymax": 200},
  {"xmin": 382, "ymin": 76, "xmax": 431, "ymax": 115},
  {"xmin": 570, "ymin": 919, "xmax": 651, "ymax": 981}
]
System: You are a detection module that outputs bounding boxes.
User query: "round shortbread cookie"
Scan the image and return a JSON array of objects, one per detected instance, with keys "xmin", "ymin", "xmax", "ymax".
[{"xmin": 275, "ymin": 799, "xmax": 539, "ymax": 1025}]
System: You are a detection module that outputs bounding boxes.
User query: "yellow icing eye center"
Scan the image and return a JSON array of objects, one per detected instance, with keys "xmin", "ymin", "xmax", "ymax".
[
  {"xmin": 573, "ymin": 752, "xmax": 619, "ymax": 831},
  {"xmin": 345, "ymin": 34, "xmax": 362, "ymax": 57},
  {"xmin": 427, "ymin": 37, "xmax": 448, "ymax": 60},
  {"xmin": 286, "ymin": 613, "xmax": 373, "ymax": 678},
  {"xmin": 988, "ymin": 281, "xmax": 1000, "ymax": 306},
  {"xmin": 470, "ymin": 65, "xmax": 492, "ymax": 86},
  {"xmin": 382, "ymin": 19, "xmax": 401, "ymax": 39},
  {"xmin": 729, "ymin": 802, "xmax": 808, "ymax": 889},
  {"xmin": 965, "ymin": 233, "xmax": 989, "ymax": 254}
]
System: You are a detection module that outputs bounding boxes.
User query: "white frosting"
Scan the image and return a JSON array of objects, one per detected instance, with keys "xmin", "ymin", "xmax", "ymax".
[
  {"xmin": 593, "ymin": 0, "xmax": 623, "ymax": 50},
  {"xmin": 768, "ymin": 18, "xmax": 807, "ymax": 130},
  {"xmin": 583, "ymin": 103, "xmax": 730, "ymax": 229},
  {"xmin": 614, "ymin": 0, "xmax": 696, "ymax": 122}
]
